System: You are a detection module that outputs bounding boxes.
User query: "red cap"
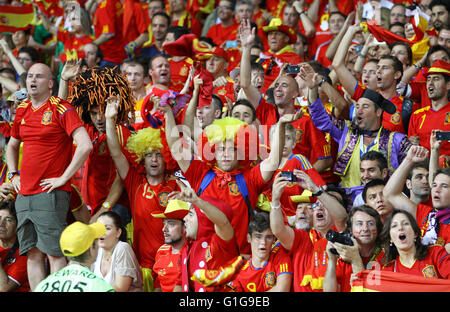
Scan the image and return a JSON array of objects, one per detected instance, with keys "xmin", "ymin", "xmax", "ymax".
[{"xmin": 426, "ymin": 60, "xmax": 450, "ymax": 77}]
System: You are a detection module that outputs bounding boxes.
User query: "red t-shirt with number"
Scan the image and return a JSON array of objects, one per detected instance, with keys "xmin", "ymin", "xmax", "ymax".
[{"xmin": 123, "ymin": 166, "xmax": 179, "ymax": 269}]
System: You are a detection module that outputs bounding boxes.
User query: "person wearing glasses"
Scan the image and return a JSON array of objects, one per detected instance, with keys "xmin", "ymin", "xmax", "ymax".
[{"xmin": 270, "ymin": 170, "xmax": 348, "ymax": 292}]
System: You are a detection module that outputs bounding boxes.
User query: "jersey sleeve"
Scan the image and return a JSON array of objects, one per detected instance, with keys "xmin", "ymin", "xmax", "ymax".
[
  {"xmin": 4, "ymin": 249, "xmax": 28, "ymax": 288},
  {"xmin": 274, "ymin": 247, "xmax": 293, "ymax": 277},
  {"xmin": 54, "ymin": 100, "xmax": 84, "ymax": 137}
]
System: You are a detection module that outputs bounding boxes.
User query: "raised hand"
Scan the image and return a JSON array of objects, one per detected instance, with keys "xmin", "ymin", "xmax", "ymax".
[
  {"xmin": 299, "ymin": 63, "xmax": 318, "ymax": 89},
  {"xmin": 61, "ymin": 58, "xmax": 80, "ymax": 81},
  {"xmin": 430, "ymin": 129, "xmax": 443, "ymax": 151},
  {"xmin": 193, "ymin": 74, "xmax": 204, "ymax": 90},
  {"xmin": 406, "ymin": 145, "xmax": 429, "ymax": 163},
  {"xmin": 105, "ymin": 94, "xmax": 120, "ymax": 120},
  {"xmin": 293, "ymin": 169, "xmax": 320, "ymax": 193},
  {"xmin": 272, "ymin": 172, "xmax": 290, "ymax": 202},
  {"xmin": 169, "ymin": 179, "xmax": 200, "ymax": 205},
  {"xmin": 279, "ymin": 109, "xmax": 304, "ymax": 124},
  {"xmin": 239, "ymin": 18, "xmax": 256, "ymax": 49}
]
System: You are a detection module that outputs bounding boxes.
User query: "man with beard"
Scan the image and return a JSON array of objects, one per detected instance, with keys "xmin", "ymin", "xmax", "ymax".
[
  {"xmin": 141, "ymin": 12, "xmax": 170, "ymax": 59},
  {"xmin": 289, "ymin": 193, "xmax": 314, "ymax": 230},
  {"xmin": 430, "ymin": 0, "xmax": 450, "ymax": 34},
  {"xmin": 270, "ymin": 170, "xmax": 348, "ymax": 292},
  {"xmin": 105, "ymin": 95, "xmax": 180, "ymax": 291},
  {"xmin": 151, "ymin": 199, "xmax": 189, "ymax": 292},
  {"xmin": 324, "ymin": 205, "xmax": 384, "ymax": 292},
  {"xmin": 406, "ymin": 160, "xmax": 431, "ymax": 205},
  {"xmin": 408, "ymin": 60, "xmax": 450, "ymax": 158}
]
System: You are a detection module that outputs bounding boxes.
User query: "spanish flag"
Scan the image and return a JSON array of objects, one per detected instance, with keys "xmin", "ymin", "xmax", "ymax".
[
  {"xmin": 0, "ymin": 4, "xmax": 35, "ymax": 33},
  {"xmin": 351, "ymin": 270, "xmax": 450, "ymax": 292}
]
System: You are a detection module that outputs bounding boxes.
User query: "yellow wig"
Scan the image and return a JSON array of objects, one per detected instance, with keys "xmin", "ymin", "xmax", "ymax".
[
  {"xmin": 204, "ymin": 117, "xmax": 247, "ymax": 145},
  {"xmin": 125, "ymin": 127, "xmax": 163, "ymax": 163}
]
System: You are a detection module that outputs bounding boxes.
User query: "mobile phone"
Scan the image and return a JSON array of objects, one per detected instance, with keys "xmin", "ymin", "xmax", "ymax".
[
  {"xmin": 280, "ymin": 171, "xmax": 297, "ymax": 182},
  {"xmin": 225, "ymin": 40, "xmax": 237, "ymax": 48},
  {"xmin": 354, "ymin": 45, "xmax": 363, "ymax": 53},
  {"xmin": 14, "ymin": 88, "xmax": 27, "ymax": 101},
  {"xmin": 436, "ymin": 131, "xmax": 450, "ymax": 141},
  {"xmin": 285, "ymin": 64, "xmax": 301, "ymax": 75}
]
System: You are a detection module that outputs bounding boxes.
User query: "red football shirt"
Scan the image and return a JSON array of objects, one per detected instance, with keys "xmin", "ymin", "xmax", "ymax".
[
  {"xmin": 262, "ymin": 154, "xmax": 325, "ymax": 217},
  {"xmin": 206, "ymin": 22, "xmax": 239, "ymax": 47},
  {"xmin": 416, "ymin": 204, "xmax": 450, "ymax": 247},
  {"xmin": 0, "ymin": 244, "xmax": 30, "ymax": 292},
  {"xmin": 314, "ymin": 39, "xmax": 332, "ymax": 68},
  {"xmin": 255, "ymin": 100, "xmax": 331, "ymax": 164},
  {"xmin": 123, "ymin": 166, "xmax": 179, "ymax": 269},
  {"xmin": 168, "ymin": 57, "xmax": 194, "ymax": 93},
  {"xmin": 56, "ymin": 29, "xmax": 93, "ymax": 62},
  {"xmin": 260, "ymin": 51, "xmax": 303, "ymax": 94},
  {"xmin": 183, "ymin": 160, "xmax": 269, "ymax": 255},
  {"xmin": 92, "ymin": 0, "xmax": 126, "ymax": 64},
  {"xmin": 291, "ymin": 110, "xmax": 331, "ymax": 165},
  {"xmin": 82, "ymin": 124, "xmax": 131, "ymax": 214},
  {"xmin": 153, "ymin": 244, "xmax": 181, "ymax": 292},
  {"xmin": 290, "ymin": 228, "xmax": 314, "ymax": 292},
  {"xmin": 228, "ymin": 243, "xmax": 293, "ymax": 292},
  {"xmin": 11, "ymin": 97, "xmax": 84, "ymax": 195},
  {"xmin": 382, "ymin": 245, "xmax": 450, "ymax": 278},
  {"xmin": 335, "ymin": 248, "xmax": 384, "ymax": 292},
  {"xmin": 408, "ymin": 103, "xmax": 450, "ymax": 157}
]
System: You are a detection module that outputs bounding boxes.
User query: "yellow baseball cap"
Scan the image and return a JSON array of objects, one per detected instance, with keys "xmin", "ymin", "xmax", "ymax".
[
  {"xmin": 60, "ymin": 222, "xmax": 106, "ymax": 257},
  {"xmin": 152, "ymin": 199, "xmax": 190, "ymax": 219}
]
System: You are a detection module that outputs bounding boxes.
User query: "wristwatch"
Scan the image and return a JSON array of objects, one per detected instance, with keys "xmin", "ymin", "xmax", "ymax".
[
  {"xmin": 102, "ymin": 202, "xmax": 112, "ymax": 210},
  {"xmin": 318, "ymin": 77, "xmax": 327, "ymax": 87},
  {"xmin": 312, "ymin": 186, "xmax": 325, "ymax": 197},
  {"xmin": 7, "ymin": 172, "xmax": 19, "ymax": 181}
]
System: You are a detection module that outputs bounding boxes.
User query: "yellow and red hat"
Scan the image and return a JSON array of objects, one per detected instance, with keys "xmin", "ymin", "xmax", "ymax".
[
  {"xmin": 151, "ymin": 199, "xmax": 190, "ymax": 219},
  {"xmin": 290, "ymin": 189, "xmax": 317, "ymax": 204},
  {"xmin": 262, "ymin": 18, "xmax": 297, "ymax": 44},
  {"xmin": 211, "ymin": 47, "xmax": 230, "ymax": 63},
  {"xmin": 426, "ymin": 60, "xmax": 450, "ymax": 77}
]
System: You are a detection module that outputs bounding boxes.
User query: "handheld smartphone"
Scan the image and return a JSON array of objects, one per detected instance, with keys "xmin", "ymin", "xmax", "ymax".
[
  {"xmin": 436, "ymin": 131, "xmax": 450, "ymax": 141},
  {"xmin": 280, "ymin": 171, "xmax": 297, "ymax": 182},
  {"xmin": 225, "ymin": 40, "xmax": 237, "ymax": 48},
  {"xmin": 285, "ymin": 64, "xmax": 301, "ymax": 75},
  {"xmin": 14, "ymin": 88, "xmax": 27, "ymax": 101}
]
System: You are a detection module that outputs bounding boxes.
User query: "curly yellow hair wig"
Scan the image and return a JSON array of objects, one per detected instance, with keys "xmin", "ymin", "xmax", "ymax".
[
  {"xmin": 204, "ymin": 117, "xmax": 247, "ymax": 145},
  {"xmin": 125, "ymin": 127, "xmax": 164, "ymax": 163}
]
